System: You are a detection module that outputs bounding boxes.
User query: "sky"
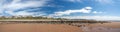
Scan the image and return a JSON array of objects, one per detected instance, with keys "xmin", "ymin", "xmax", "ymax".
[{"xmin": 0, "ymin": 0, "xmax": 120, "ymax": 20}]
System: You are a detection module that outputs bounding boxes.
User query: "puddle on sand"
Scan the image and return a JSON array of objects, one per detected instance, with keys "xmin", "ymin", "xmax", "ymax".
[{"xmin": 81, "ymin": 26, "xmax": 120, "ymax": 32}]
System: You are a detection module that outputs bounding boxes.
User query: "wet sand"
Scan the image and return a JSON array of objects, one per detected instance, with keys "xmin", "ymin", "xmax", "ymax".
[
  {"xmin": 81, "ymin": 22, "xmax": 120, "ymax": 32},
  {"xmin": 88, "ymin": 22, "xmax": 120, "ymax": 28},
  {"xmin": 0, "ymin": 24, "xmax": 83, "ymax": 32}
]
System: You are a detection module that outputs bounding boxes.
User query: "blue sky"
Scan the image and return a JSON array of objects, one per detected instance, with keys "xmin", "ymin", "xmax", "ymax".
[{"xmin": 0, "ymin": 0, "xmax": 120, "ymax": 20}]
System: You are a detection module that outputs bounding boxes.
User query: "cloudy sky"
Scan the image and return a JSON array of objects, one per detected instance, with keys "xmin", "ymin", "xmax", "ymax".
[{"xmin": 0, "ymin": 0, "xmax": 120, "ymax": 20}]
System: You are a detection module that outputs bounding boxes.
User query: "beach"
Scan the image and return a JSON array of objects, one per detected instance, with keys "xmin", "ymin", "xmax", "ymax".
[
  {"xmin": 80, "ymin": 22, "xmax": 120, "ymax": 32},
  {"xmin": 0, "ymin": 22, "xmax": 120, "ymax": 32},
  {"xmin": 0, "ymin": 23, "xmax": 83, "ymax": 32}
]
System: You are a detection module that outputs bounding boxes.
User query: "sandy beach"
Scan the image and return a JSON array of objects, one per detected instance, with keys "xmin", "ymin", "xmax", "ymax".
[
  {"xmin": 0, "ymin": 24, "xmax": 83, "ymax": 32},
  {"xmin": 0, "ymin": 22, "xmax": 120, "ymax": 32},
  {"xmin": 80, "ymin": 22, "xmax": 120, "ymax": 32}
]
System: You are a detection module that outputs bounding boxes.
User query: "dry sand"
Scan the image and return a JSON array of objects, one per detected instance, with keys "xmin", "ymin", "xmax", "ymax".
[{"xmin": 0, "ymin": 24, "xmax": 83, "ymax": 32}]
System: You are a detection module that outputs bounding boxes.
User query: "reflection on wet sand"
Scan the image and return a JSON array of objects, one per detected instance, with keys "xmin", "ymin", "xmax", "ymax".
[
  {"xmin": 69, "ymin": 22, "xmax": 120, "ymax": 32},
  {"xmin": 81, "ymin": 26, "xmax": 120, "ymax": 32},
  {"xmin": 85, "ymin": 22, "xmax": 120, "ymax": 32}
]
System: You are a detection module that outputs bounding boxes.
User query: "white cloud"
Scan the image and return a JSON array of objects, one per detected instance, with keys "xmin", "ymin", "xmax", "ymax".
[
  {"xmin": 60, "ymin": 16, "xmax": 120, "ymax": 20},
  {"xmin": 5, "ymin": 8, "xmax": 46, "ymax": 16},
  {"xmin": 49, "ymin": 7, "xmax": 92, "ymax": 16},
  {"xmin": 3, "ymin": 0, "xmax": 48, "ymax": 10},
  {"xmin": 5, "ymin": 10, "xmax": 46, "ymax": 16},
  {"xmin": 14, "ymin": 11, "xmax": 34, "ymax": 16},
  {"xmin": 14, "ymin": 11, "xmax": 45, "ymax": 16},
  {"xmin": 92, "ymin": 11, "xmax": 103, "ymax": 14},
  {"xmin": 3, "ymin": 0, "xmax": 47, "ymax": 9},
  {"xmin": 0, "ymin": 0, "xmax": 49, "ymax": 16}
]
